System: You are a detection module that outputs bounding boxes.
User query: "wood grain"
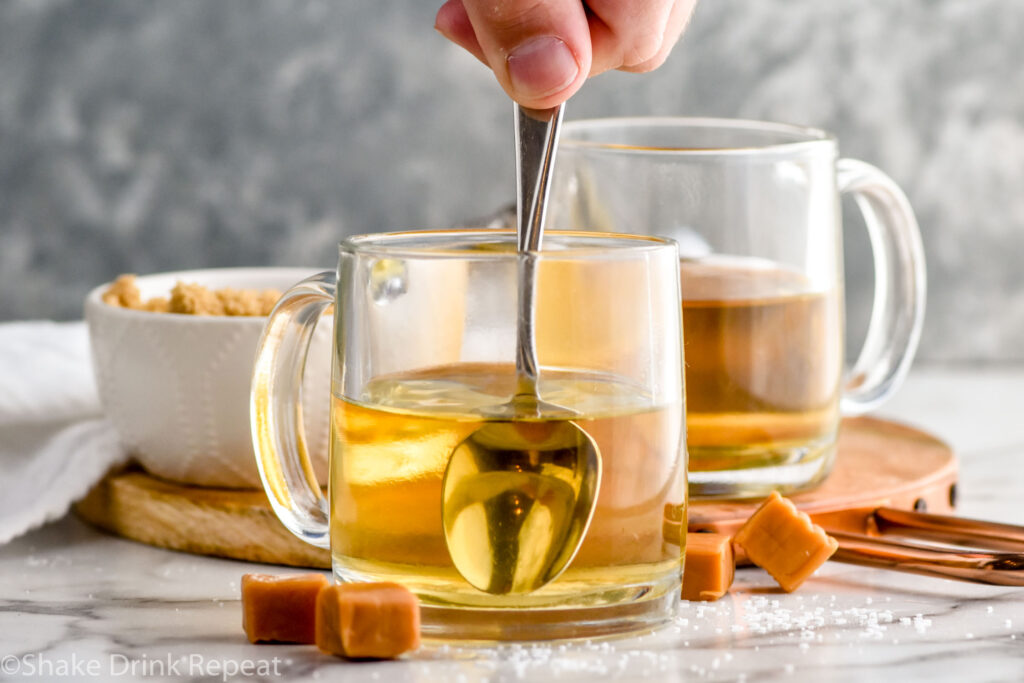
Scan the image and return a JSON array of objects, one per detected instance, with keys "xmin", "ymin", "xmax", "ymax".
[{"xmin": 74, "ymin": 416, "xmax": 955, "ymax": 569}]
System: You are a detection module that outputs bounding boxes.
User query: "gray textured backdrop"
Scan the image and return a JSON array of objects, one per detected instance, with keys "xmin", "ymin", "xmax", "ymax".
[{"xmin": 2, "ymin": 0, "xmax": 1023, "ymax": 362}]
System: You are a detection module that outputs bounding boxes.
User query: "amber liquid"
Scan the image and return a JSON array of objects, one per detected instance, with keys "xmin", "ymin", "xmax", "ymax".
[
  {"xmin": 329, "ymin": 363, "xmax": 685, "ymax": 611},
  {"xmin": 681, "ymin": 257, "xmax": 842, "ymax": 475}
]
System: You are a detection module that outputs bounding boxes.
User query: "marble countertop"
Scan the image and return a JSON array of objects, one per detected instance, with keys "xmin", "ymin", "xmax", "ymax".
[{"xmin": 1, "ymin": 366, "xmax": 1022, "ymax": 682}]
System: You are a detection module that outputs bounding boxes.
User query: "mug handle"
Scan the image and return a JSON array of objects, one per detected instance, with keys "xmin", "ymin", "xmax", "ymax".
[
  {"xmin": 837, "ymin": 159, "xmax": 926, "ymax": 415},
  {"xmin": 250, "ymin": 271, "xmax": 336, "ymax": 549}
]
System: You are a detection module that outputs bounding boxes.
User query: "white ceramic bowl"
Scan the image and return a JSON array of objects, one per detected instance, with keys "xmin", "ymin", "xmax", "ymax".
[{"xmin": 85, "ymin": 268, "xmax": 332, "ymax": 488}]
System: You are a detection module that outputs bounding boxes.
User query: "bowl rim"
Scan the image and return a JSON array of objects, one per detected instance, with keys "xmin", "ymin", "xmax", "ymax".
[{"xmin": 84, "ymin": 266, "xmax": 324, "ymax": 322}]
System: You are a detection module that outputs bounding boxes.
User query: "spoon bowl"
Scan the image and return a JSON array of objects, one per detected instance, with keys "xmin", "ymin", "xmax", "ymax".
[{"xmin": 442, "ymin": 410, "xmax": 601, "ymax": 595}]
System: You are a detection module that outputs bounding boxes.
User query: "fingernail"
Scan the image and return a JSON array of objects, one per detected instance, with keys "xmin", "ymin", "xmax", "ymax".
[{"xmin": 506, "ymin": 36, "xmax": 579, "ymax": 99}]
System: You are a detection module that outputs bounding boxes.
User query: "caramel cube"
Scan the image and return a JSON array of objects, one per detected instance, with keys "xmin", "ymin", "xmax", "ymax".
[
  {"xmin": 316, "ymin": 583, "xmax": 421, "ymax": 659},
  {"xmin": 682, "ymin": 533, "xmax": 735, "ymax": 601},
  {"xmin": 241, "ymin": 573, "xmax": 329, "ymax": 644},
  {"xmin": 733, "ymin": 491, "xmax": 839, "ymax": 592}
]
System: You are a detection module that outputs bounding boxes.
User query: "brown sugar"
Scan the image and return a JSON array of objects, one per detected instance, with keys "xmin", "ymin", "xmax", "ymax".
[
  {"xmin": 169, "ymin": 281, "xmax": 225, "ymax": 315},
  {"xmin": 315, "ymin": 583, "xmax": 421, "ymax": 659},
  {"xmin": 257, "ymin": 289, "xmax": 282, "ymax": 315},
  {"xmin": 216, "ymin": 287, "xmax": 281, "ymax": 316},
  {"xmin": 101, "ymin": 274, "xmax": 143, "ymax": 309},
  {"xmin": 681, "ymin": 533, "xmax": 735, "ymax": 601},
  {"xmin": 141, "ymin": 297, "xmax": 170, "ymax": 313},
  {"xmin": 733, "ymin": 491, "xmax": 839, "ymax": 592},
  {"xmin": 241, "ymin": 573, "xmax": 329, "ymax": 644},
  {"xmin": 100, "ymin": 274, "xmax": 281, "ymax": 316}
]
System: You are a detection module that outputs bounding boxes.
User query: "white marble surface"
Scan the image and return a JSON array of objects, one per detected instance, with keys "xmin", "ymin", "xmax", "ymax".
[{"xmin": 1, "ymin": 366, "xmax": 1022, "ymax": 682}]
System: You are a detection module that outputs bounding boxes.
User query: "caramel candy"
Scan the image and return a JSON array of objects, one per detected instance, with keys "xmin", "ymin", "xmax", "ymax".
[
  {"xmin": 682, "ymin": 533, "xmax": 735, "ymax": 601},
  {"xmin": 241, "ymin": 573, "xmax": 329, "ymax": 644},
  {"xmin": 733, "ymin": 491, "xmax": 839, "ymax": 592},
  {"xmin": 316, "ymin": 583, "xmax": 421, "ymax": 659}
]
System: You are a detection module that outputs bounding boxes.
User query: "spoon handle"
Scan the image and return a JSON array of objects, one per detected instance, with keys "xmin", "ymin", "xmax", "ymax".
[
  {"xmin": 515, "ymin": 104, "xmax": 564, "ymax": 388},
  {"xmin": 515, "ymin": 104, "xmax": 565, "ymax": 251}
]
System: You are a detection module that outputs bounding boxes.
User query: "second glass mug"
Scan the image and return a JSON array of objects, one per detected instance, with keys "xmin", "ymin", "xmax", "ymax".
[
  {"xmin": 251, "ymin": 229, "xmax": 687, "ymax": 640},
  {"xmin": 549, "ymin": 118, "xmax": 926, "ymax": 498}
]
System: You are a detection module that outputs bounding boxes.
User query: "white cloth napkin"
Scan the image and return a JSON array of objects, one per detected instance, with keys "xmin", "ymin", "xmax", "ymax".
[{"xmin": 0, "ymin": 321, "xmax": 125, "ymax": 545}]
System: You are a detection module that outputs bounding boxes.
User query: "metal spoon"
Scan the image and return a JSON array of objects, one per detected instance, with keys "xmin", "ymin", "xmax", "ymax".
[{"xmin": 440, "ymin": 104, "xmax": 602, "ymax": 595}]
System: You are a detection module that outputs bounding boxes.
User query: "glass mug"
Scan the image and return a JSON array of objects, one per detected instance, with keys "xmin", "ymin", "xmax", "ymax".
[
  {"xmin": 550, "ymin": 118, "xmax": 925, "ymax": 499},
  {"xmin": 251, "ymin": 229, "xmax": 687, "ymax": 640}
]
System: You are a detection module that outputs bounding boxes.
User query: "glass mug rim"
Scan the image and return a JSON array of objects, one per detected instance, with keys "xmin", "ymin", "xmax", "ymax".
[
  {"xmin": 338, "ymin": 228, "xmax": 678, "ymax": 260},
  {"xmin": 560, "ymin": 116, "xmax": 838, "ymax": 158}
]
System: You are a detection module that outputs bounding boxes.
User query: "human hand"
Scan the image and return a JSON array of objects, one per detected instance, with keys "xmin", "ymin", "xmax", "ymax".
[{"xmin": 435, "ymin": 0, "xmax": 698, "ymax": 109}]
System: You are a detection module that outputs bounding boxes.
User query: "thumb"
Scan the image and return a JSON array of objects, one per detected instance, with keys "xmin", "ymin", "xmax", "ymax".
[{"xmin": 440, "ymin": 0, "xmax": 592, "ymax": 108}]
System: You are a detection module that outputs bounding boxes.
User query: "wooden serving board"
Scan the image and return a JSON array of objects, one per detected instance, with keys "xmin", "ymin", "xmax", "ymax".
[{"xmin": 74, "ymin": 416, "xmax": 956, "ymax": 569}]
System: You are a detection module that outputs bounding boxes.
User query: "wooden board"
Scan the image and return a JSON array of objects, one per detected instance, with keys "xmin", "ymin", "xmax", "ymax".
[{"xmin": 74, "ymin": 416, "xmax": 956, "ymax": 570}]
